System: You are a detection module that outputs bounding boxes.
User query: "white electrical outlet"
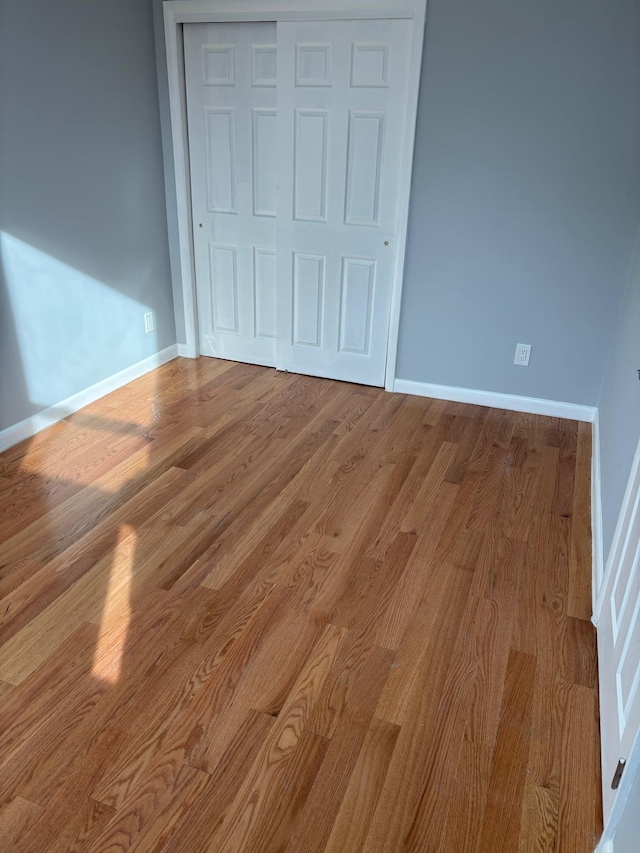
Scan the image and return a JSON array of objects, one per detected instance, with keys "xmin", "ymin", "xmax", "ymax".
[
  {"xmin": 514, "ymin": 343, "xmax": 531, "ymax": 366},
  {"xmin": 144, "ymin": 312, "xmax": 154, "ymax": 335}
]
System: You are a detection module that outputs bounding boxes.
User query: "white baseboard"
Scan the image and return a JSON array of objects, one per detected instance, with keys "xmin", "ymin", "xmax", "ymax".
[
  {"xmin": 591, "ymin": 408, "xmax": 604, "ymax": 623},
  {"xmin": 0, "ymin": 345, "xmax": 179, "ymax": 454},
  {"xmin": 177, "ymin": 343, "xmax": 197, "ymax": 358},
  {"xmin": 392, "ymin": 378, "xmax": 597, "ymax": 423}
]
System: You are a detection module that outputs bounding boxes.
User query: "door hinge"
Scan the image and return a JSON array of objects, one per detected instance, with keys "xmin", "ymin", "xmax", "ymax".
[{"xmin": 612, "ymin": 758, "xmax": 626, "ymax": 790}]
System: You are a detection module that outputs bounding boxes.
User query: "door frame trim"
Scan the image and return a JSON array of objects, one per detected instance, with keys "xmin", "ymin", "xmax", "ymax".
[
  {"xmin": 593, "ymin": 431, "xmax": 640, "ymax": 624},
  {"xmin": 596, "ymin": 728, "xmax": 640, "ymax": 850},
  {"xmin": 162, "ymin": 0, "xmax": 427, "ymax": 387}
]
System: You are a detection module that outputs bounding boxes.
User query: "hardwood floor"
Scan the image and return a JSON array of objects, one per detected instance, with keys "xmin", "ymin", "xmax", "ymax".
[{"xmin": 0, "ymin": 357, "xmax": 601, "ymax": 852}]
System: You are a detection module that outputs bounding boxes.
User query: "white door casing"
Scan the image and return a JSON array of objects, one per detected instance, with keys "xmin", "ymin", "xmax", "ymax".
[
  {"xmin": 184, "ymin": 21, "xmax": 278, "ymax": 366},
  {"xmin": 598, "ymin": 435, "xmax": 640, "ymax": 820},
  {"xmin": 275, "ymin": 18, "xmax": 412, "ymax": 386}
]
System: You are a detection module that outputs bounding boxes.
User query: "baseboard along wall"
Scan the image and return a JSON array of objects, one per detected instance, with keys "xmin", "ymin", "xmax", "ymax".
[
  {"xmin": 0, "ymin": 345, "xmax": 180, "ymax": 454},
  {"xmin": 393, "ymin": 378, "xmax": 597, "ymax": 423}
]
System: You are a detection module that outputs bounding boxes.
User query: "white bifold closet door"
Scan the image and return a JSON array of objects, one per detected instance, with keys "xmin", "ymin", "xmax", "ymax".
[
  {"xmin": 184, "ymin": 18, "xmax": 412, "ymax": 387},
  {"xmin": 184, "ymin": 22, "xmax": 278, "ymax": 366}
]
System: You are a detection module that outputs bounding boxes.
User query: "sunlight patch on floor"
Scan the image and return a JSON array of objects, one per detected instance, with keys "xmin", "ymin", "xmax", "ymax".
[{"xmin": 92, "ymin": 524, "xmax": 136, "ymax": 684}]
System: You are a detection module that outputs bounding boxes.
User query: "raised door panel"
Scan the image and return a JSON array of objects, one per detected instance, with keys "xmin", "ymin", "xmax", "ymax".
[
  {"xmin": 205, "ymin": 108, "xmax": 237, "ymax": 214},
  {"xmin": 294, "ymin": 110, "xmax": 329, "ymax": 222},
  {"xmin": 293, "ymin": 252, "xmax": 325, "ymax": 347},
  {"xmin": 208, "ymin": 245, "xmax": 238, "ymax": 333},
  {"xmin": 202, "ymin": 45, "xmax": 235, "ymax": 85},
  {"xmin": 252, "ymin": 109, "xmax": 277, "ymax": 217},
  {"xmin": 339, "ymin": 258, "xmax": 376, "ymax": 355},
  {"xmin": 253, "ymin": 248, "xmax": 277, "ymax": 339},
  {"xmin": 252, "ymin": 45, "xmax": 277, "ymax": 87},
  {"xmin": 295, "ymin": 44, "xmax": 332, "ymax": 87},
  {"xmin": 350, "ymin": 43, "xmax": 389, "ymax": 88},
  {"xmin": 344, "ymin": 111, "xmax": 385, "ymax": 226}
]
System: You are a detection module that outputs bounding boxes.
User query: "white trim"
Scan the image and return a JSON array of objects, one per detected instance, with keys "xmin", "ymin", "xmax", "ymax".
[
  {"xmin": 165, "ymin": 6, "xmax": 200, "ymax": 358},
  {"xmin": 392, "ymin": 378, "xmax": 596, "ymax": 423},
  {"xmin": 177, "ymin": 343, "xmax": 194, "ymax": 357},
  {"xmin": 597, "ymin": 730, "xmax": 640, "ymax": 851},
  {"xmin": 592, "ymin": 408, "xmax": 605, "ymax": 623},
  {"xmin": 381, "ymin": 6, "xmax": 426, "ymax": 392},
  {"xmin": 163, "ymin": 1, "xmax": 416, "ymax": 22},
  {"xmin": 168, "ymin": 9, "xmax": 415, "ymax": 21},
  {"xmin": 162, "ymin": 0, "xmax": 427, "ymax": 382},
  {"xmin": 593, "ymin": 431, "xmax": 640, "ymax": 625},
  {"xmin": 0, "ymin": 346, "xmax": 179, "ymax": 454}
]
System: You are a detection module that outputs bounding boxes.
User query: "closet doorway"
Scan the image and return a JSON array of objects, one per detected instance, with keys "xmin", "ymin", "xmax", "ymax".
[{"xmin": 165, "ymin": 1, "xmax": 427, "ymax": 390}]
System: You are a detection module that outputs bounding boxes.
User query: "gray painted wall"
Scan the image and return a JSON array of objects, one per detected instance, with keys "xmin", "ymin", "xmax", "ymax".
[
  {"xmin": 396, "ymin": 0, "xmax": 640, "ymax": 406},
  {"xmin": 3, "ymin": 0, "xmax": 638, "ymax": 439},
  {"xmin": 598, "ymin": 234, "xmax": 640, "ymax": 561},
  {"xmin": 0, "ymin": 0, "xmax": 176, "ymax": 432}
]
